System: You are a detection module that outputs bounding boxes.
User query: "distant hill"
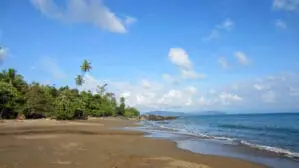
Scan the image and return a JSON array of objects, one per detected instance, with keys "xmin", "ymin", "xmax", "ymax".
[
  {"xmin": 190, "ymin": 111, "xmax": 226, "ymax": 115},
  {"xmin": 144, "ymin": 111, "xmax": 186, "ymax": 116},
  {"xmin": 144, "ymin": 111, "xmax": 226, "ymax": 116}
]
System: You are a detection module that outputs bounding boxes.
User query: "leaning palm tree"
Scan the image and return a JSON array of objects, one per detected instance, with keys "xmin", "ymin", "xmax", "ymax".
[
  {"xmin": 7, "ymin": 68, "xmax": 16, "ymax": 86},
  {"xmin": 74, "ymin": 60, "xmax": 92, "ymax": 118},
  {"xmin": 81, "ymin": 59, "xmax": 92, "ymax": 73},
  {"xmin": 75, "ymin": 75, "xmax": 84, "ymax": 86}
]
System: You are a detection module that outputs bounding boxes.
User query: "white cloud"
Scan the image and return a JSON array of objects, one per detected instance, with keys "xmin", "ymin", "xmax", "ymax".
[
  {"xmin": 135, "ymin": 92, "xmax": 157, "ymax": 106},
  {"xmin": 231, "ymin": 83, "xmax": 240, "ymax": 91},
  {"xmin": 169, "ymin": 48, "xmax": 192, "ymax": 70},
  {"xmin": 203, "ymin": 29, "xmax": 220, "ymax": 41},
  {"xmin": 77, "ymin": 74, "xmax": 202, "ymax": 111},
  {"xmin": 81, "ymin": 74, "xmax": 101, "ymax": 92},
  {"xmin": 158, "ymin": 88, "xmax": 198, "ymax": 107},
  {"xmin": 197, "ymin": 96, "xmax": 220, "ymax": 106},
  {"xmin": 203, "ymin": 18, "xmax": 234, "ymax": 41},
  {"xmin": 234, "ymin": 51, "xmax": 250, "ymax": 65},
  {"xmin": 158, "ymin": 90, "xmax": 182, "ymax": 106},
  {"xmin": 185, "ymin": 86, "xmax": 197, "ymax": 94},
  {"xmin": 220, "ymin": 72, "xmax": 299, "ymax": 110},
  {"xmin": 198, "ymin": 97, "xmax": 210, "ymax": 106},
  {"xmin": 218, "ymin": 92, "xmax": 243, "ymax": 105},
  {"xmin": 289, "ymin": 86, "xmax": 299, "ymax": 96},
  {"xmin": 273, "ymin": 0, "xmax": 299, "ymax": 11},
  {"xmin": 267, "ymin": 76, "xmax": 286, "ymax": 81},
  {"xmin": 168, "ymin": 48, "xmax": 206, "ymax": 80},
  {"xmin": 253, "ymin": 84, "xmax": 269, "ymax": 91},
  {"xmin": 120, "ymin": 91, "xmax": 131, "ymax": 98},
  {"xmin": 163, "ymin": 90, "xmax": 181, "ymax": 99},
  {"xmin": 275, "ymin": 19, "xmax": 287, "ymax": 29},
  {"xmin": 209, "ymin": 89, "xmax": 216, "ymax": 94},
  {"xmin": 0, "ymin": 47, "xmax": 8, "ymax": 64},
  {"xmin": 181, "ymin": 69, "xmax": 206, "ymax": 79},
  {"xmin": 218, "ymin": 57, "xmax": 230, "ymax": 69},
  {"xmin": 185, "ymin": 97, "xmax": 193, "ymax": 106},
  {"xmin": 78, "ymin": 69, "xmax": 299, "ymax": 112},
  {"xmin": 124, "ymin": 16, "xmax": 137, "ymax": 26},
  {"xmin": 162, "ymin": 73, "xmax": 173, "ymax": 81},
  {"xmin": 261, "ymin": 91, "xmax": 276, "ymax": 103},
  {"xmin": 39, "ymin": 56, "xmax": 66, "ymax": 79},
  {"xmin": 31, "ymin": 0, "xmax": 63, "ymax": 19},
  {"xmin": 30, "ymin": 0, "xmax": 136, "ymax": 33},
  {"xmin": 42, "ymin": 80, "xmax": 51, "ymax": 85},
  {"xmin": 141, "ymin": 79, "xmax": 151, "ymax": 89},
  {"xmin": 162, "ymin": 73, "xmax": 180, "ymax": 85},
  {"xmin": 217, "ymin": 18, "xmax": 234, "ymax": 31}
]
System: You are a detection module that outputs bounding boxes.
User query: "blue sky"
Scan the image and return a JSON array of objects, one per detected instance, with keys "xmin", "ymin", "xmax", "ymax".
[{"xmin": 0, "ymin": 0, "xmax": 299, "ymax": 112}]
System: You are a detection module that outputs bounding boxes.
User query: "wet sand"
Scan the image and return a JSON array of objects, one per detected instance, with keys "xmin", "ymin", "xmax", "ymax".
[{"xmin": 0, "ymin": 119, "xmax": 267, "ymax": 168}]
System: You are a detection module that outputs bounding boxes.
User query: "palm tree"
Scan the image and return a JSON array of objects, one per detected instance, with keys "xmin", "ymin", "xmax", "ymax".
[
  {"xmin": 81, "ymin": 59, "xmax": 92, "ymax": 73},
  {"xmin": 96, "ymin": 83, "xmax": 107, "ymax": 96},
  {"xmin": 7, "ymin": 68, "xmax": 16, "ymax": 86},
  {"xmin": 75, "ymin": 75, "xmax": 84, "ymax": 86},
  {"xmin": 75, "ymin": 59, "xmax": 91, "ymax": 86}
]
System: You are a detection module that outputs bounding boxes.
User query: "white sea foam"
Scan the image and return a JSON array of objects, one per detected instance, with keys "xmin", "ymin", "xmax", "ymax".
[
  {"xmin": 142, "ymin": 120, "xmax": 299, "ymax": 160},
  {"xmin": 240, "ymin": 140, "xmax": 299, "ymax": 159}
]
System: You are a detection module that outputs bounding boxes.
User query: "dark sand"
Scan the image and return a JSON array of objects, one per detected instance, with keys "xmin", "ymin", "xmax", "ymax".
[{"xmin": 0, "ymin": 119, "xmax": 267, "ymax": 168}]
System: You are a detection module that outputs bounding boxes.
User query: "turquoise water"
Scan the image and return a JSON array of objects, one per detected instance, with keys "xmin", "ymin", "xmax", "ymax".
[{"xmin": 139, "ymin": 113, "xmax": 299, "ymax": 168}]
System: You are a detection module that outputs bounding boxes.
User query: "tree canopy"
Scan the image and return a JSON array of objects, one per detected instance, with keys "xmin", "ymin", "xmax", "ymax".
[
  {"xmin": 81, "ymin": 59, "xmax": 92, "ymax": 73},
  {"xmin": 0, "ymin": 62, "xmax": 140, "ymax": 120},
  {"xmin": 75, "ymin": 75, "xmax": 84, "ymax": 86}
]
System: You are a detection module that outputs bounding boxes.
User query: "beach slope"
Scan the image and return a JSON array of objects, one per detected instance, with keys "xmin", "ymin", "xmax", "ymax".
[{"xmin": 0, "ymin": 119, "xmax": 266, "ymax": 168}]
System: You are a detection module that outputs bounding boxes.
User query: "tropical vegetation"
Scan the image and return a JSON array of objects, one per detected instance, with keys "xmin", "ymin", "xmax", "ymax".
[{"xmin": 0, "ymin": 60, "xmax": 140, "ymax": 120}]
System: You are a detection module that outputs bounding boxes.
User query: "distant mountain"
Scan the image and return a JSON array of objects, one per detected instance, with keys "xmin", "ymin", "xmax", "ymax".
[
  {"xmin": 190, "ymin": 111, "xmax": 226, "ymax": 115},
  {"xmin": 144, "ymin": 111, "xmax": 186, "ymax": 116},
  {"xmin": 143, "ymin": 111, "xmax": 226, "ymax": 116}
]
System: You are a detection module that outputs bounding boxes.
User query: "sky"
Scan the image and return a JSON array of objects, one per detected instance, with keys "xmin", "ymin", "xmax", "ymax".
[{"xmin": 0, "ymin": 0, "xmax": 299, "ymax": 113}]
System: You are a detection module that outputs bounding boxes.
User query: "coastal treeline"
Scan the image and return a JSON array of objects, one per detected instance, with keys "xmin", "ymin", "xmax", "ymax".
[{"xmin": 0, "ymin": 60, "xmax": 140, "ymax": 120}]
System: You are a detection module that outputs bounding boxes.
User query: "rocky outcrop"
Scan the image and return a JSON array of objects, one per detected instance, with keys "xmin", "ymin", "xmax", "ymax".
[{"xmin": 139, "ymin": 114, "xmax": 178, "ymax": 121}]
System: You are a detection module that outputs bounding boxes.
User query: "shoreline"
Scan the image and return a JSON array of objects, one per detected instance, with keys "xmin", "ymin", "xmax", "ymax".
[
  {"xmin": 0, "ymin": 119, "xmax": 267, "ymax": 168},
  {"xmin": 134, "ymin": 119, "xmax": 299, "ymax": 168}
]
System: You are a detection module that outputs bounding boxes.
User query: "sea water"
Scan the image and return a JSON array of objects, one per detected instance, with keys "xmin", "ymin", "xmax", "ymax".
[{"xmin": 138, "ymin": 113, "xmax": 299, "ymax": 168}]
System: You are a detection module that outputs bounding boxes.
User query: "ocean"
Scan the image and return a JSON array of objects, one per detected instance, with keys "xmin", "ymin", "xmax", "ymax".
[{"xmin": 132, "ymin": 113, "xmax": 299, "ymax": 168}]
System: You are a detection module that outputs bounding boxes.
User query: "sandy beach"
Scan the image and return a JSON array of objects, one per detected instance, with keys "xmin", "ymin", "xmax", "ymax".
[{"xmin": 0, "ymin": 119, "xmax": 267, "ymax": 168}]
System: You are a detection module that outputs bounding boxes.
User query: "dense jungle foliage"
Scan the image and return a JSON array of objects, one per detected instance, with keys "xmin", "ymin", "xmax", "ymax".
[{"xmin": 0, "ymin": 60, "xmax": 140, "ymax": 120}]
